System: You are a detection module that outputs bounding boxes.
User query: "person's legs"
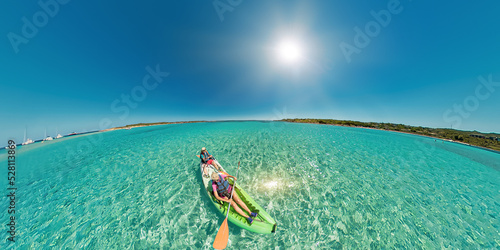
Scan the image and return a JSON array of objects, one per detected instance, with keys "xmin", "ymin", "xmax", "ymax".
[
  {"xmin": 214, "ymin": 160, "xmax": 222, "ymax": 170},
  {"xmin": 211, "ymin": 163, "xmax": 220, "ymax": 171},
  {"xmin": 232, "ymin": 192, "xmax": 252, "ymax": 214},
  {"xmin": 208, "ymin": 159, "xmax": 220, "ymax": 171},
  {"xmin": 227, "ymin": 199, "xmax": 249, "ymax": 218},
  {"xmin": 203, "ymin": 164, "xmax": 208, "ymax": 175}
]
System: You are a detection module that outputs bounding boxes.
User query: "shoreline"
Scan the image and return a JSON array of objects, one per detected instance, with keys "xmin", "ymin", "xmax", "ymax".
[
  {"xmin": 5, "ymin": 120, "xmax": 499, "ymax": 154},
  {"xmin": 99, "ymin": 120, "xmax": 273, "ymax": 132},
  {"xmin": 280, "ymin": 119, "xmax": 500, "ymax": 154},
  {"xmin": 99, "ymin": 120, "xmax": 214, "ymax": 132},
  {"xmin": 95, "ymin": 119, "xmax": 499, "ymax": 154},
  {"xmin": 97, "ymin": 121, "xmax": 219, "ymax": 132}
]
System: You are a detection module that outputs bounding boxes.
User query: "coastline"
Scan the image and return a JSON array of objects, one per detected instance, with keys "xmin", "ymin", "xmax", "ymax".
[
  {"xmin": 91, "ymin": 119, "xmax": 500, "ymax": 154},
  {"xmin": 280, "ymin": 119, "xmax": 500, "ymax": 154},
  {"xmin": 359, "ymin": 125, "xmax": 500, "ymax": 154},
  {"xmin": 0, "ymin": 131, "xmax": 100, "ymax": 153},
  {"xmin": 4, "ymin": 120, "xmax": 499, "ymax": 155},
  {"xmin": 100, "ymin": 120, "xmax": 213, "ymax": 132}
]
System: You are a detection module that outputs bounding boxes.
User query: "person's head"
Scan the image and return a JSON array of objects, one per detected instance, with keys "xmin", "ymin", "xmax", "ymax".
[
  {"xmin": 211, "ymin": 172, "xmax": 220, "ymax": 182},
  {"xmin": 201, "ymin": 147, "xmax": 206, "ymax": 153}
]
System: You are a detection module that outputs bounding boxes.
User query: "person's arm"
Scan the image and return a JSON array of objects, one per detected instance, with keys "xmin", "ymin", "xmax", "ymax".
[
  {"xmin": 213, "ymin": 189, "xmax": 230, "ymax": 202},
  {"xmin": 224, "ymin": 175, "xmax": 237, "ymax": 181}
]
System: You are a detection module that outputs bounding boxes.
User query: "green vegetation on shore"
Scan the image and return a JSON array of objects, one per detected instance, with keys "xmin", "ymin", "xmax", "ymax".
[{"xmin": 282, "ymin": 119, "xmax": 500, "ymax": 152}]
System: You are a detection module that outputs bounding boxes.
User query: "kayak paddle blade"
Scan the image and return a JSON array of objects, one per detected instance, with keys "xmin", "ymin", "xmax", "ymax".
[{"xmin": 213, "ymin": 218, "xmax": 229, "ymax": 249}]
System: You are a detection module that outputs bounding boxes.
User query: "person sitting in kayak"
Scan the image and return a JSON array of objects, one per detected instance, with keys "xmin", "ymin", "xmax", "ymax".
[
  {"xmin": 200, "ymin": 147, "xmax": 221, "ymax": 176},
  {"xmin": 211, "ymin": 172, "xmax": 258, "ymax": 224}
]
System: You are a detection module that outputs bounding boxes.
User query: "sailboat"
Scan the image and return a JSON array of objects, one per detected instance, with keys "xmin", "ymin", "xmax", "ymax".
[
  {"xmin": 22, "ymin": 128, "xmax": 34, "ymax": 145},
  {"xmin": 55, "ymin": 128, "xmax": 63, "ymax": 139},
  {"xmin": 43, "ymin": 129, "xmax": 53, "ymax": 141}
]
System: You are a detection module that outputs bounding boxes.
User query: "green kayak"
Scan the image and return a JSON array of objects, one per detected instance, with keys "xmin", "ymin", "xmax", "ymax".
[{"xmin": 200, "ymin": 161, "xmax": 277, "ymax": 234}]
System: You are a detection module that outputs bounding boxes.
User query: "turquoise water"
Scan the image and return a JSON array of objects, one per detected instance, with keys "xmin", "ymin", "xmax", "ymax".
[{"xmin": 1, "ymin": 121, "xmax": 499, "ymax": 249}]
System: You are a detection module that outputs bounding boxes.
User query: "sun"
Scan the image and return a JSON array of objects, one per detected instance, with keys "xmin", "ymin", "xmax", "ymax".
[{"xmin": 276, "ymin": 39, "xmax": 303, "ymax": 64}]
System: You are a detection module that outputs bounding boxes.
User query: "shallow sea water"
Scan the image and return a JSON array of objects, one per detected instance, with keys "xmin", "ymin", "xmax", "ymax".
[{"xmin": 1, "ymin": 121, "xmax": 499, "ymax": 249}]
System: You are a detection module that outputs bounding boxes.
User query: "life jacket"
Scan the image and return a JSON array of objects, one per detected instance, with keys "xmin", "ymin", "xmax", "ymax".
[
  {"xmin": 215, "ymin": 174, "xmax": 231, "ymax": 197},
  {"xmin": 200, "ymin": 151, "xmax": 211, "ymax": 163}
]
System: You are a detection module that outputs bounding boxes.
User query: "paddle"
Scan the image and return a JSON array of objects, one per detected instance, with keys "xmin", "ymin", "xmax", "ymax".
[{"xmin": 213, "ymin": 161, "xmax": 240, "ymax": 250}]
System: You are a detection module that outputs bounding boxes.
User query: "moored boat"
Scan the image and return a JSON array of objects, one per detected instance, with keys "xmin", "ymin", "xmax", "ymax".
[
  {"xmin": 22, "ymin": 127, "xmax": 34, "ymax": 145},
  {"xmin": 43, "ymin": 129, "xmax": 53, "ymax": 141}
]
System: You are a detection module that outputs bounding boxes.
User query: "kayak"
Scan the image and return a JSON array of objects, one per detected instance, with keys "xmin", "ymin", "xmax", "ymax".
[{"xmin": 200, "ymin": 160, "xmax": 277, "ymax": 234}]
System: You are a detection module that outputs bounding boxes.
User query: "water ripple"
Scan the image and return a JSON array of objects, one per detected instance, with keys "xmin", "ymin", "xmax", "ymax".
[{"xmin": 0, "ymin": 122, "xmax": 499, "ymax": 248}]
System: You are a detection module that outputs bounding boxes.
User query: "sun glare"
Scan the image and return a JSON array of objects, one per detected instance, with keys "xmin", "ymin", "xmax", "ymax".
[
  {"xmin": 276, "ymin": 40, "xmax": 303, "ymax": 64},
  {"xmin": 264, "ymin": 181, "xmax": 279, "ymax": 189}
]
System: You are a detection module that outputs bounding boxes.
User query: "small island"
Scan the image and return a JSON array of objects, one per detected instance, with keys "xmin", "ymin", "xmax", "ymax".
[
  {"xmin": 282, "ymin": 118, "xmax": 500, "ymax": 152},
  {"xmin": 100, "ymin": 121, "xmax": 213, "ymax": 132}
]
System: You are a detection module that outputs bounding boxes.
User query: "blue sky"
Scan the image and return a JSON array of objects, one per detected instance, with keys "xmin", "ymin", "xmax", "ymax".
[{"xmin": 1, "ymin": 0, "xmax": 500, "ymax": 143}]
